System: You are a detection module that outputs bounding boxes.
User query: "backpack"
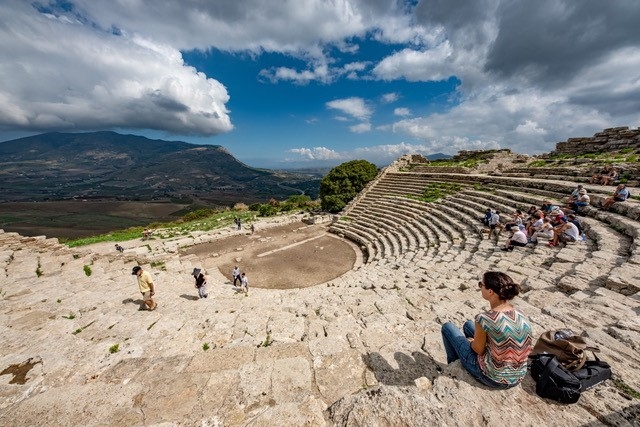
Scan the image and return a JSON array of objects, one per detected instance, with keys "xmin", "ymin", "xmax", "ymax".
[
  {"xmin": 529, "ymin": 353, "xmax": 612, "ymax": 404},
  {"xmin": 531, "ymin": 330, "xmax": 599, "ymax": 371}
]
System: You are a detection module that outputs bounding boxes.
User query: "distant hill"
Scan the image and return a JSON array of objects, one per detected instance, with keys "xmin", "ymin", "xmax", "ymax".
[
  {"xmin": 0, "ymin": 132, "xmax": 319, "ymax": 203},
  {"xmin": 426, "ymin": 152, "xmax": 451, "ymax": 160}
]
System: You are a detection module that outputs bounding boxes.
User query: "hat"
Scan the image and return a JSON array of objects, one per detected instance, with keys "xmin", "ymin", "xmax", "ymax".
[
  {"xmin": 131, "ymin": 266, "xmax": 141, "ymax": 275},
  {"xmin": 550, "ymin": 209, "xmax": 560, "ymax": 216},
  {"xmin": 192, "ymin": 268, "xmax": 201, "ymax": 277},
  {"xmin": 578, "ymin": 189, "xmax": 587, "ymax": 195},
  {"xmin": 518, "ymin": 224, "xmax": 526, "ymax": 230}
]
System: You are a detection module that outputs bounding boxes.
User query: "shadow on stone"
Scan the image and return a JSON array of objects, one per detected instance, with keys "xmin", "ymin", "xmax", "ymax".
[
  {"xmin": 122, "ymin": 298, "xmax": 144, "ymax": 305},
  {"xmin": 180, "ymin": 294, "xmax": 199, "ymax": 301},
  {"xmin": 579, "ymin": 403, "xmax": 640, "ymax": 427},
  {"xmin": 363, "ymin": 351, "xmax": 442, "ymax": 386}
]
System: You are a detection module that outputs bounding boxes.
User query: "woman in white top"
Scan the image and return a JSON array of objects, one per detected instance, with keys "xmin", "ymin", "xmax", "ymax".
[{"xmin": 530, "ymin": 217, "xmax": 554, "ymax": 243}]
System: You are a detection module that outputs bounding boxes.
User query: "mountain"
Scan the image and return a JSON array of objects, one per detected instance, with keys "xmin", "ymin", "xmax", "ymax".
[
  {"xmin": 427, "ymin": 152, "xmax": 451, "ymax": 160},
  {"xmin": 0, "ymin": 132, "xmax": 319, "ymax": 203}
]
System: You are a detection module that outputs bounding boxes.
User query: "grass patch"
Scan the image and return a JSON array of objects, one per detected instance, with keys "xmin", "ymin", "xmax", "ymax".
[
  {"xmin": 420, "ymin": 182, "xmax": 463, "ymax": 202},
  {"xmin": 83, "ymin": 265, "xmax": 92, "ymax": 276},
  {"xmin": 528, "ymin": 160, "xmax": 547, "ymax": 167},
  {"xmin": 62, "ymin": 313, "xmax": 76, "ymax": 320},
  {"xmin": 612, "ymin": 378, "xmax": 640, "ymax": 399},
  {"xmin": 109, "ymin": 344, "xmax": 120, "ymax": 354},
  {"xmin": 57, "ymin": 299, "xmax": 62, "ymax": 303},
  {"xmin": 150, "ymin": 261, "xmax": 166, "ymax": 271},
  {"xmin": 202, "ymin": 342, "xmax": 210, "ymax": 351},
  {"xmin": 36, "ymin": 262, "xmax": 43, "ymax": 278}
]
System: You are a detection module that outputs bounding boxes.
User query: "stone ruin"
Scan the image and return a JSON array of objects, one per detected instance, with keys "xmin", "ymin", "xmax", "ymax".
[
  {"xmin": 1, "ymin": 128, "xmax": 640, "ymax": 426},
  {"xmin": 549, "ymin": 126, "xmax": 640, "ymax": 156}
]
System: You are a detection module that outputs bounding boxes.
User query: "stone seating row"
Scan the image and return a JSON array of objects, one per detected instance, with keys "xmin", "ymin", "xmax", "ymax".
[
  {"xmin": 332, "ymin": 187, "xmax": 479, "ymax": 268},
  {"xmin": 389, "ymin": 171, "xmax": 640, "ymax": 221}
]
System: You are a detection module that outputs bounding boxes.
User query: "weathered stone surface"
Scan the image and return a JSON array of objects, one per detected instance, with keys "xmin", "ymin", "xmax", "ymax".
[{"xmin": 2, "ymin": 147, "xmax": 640, "ymax": 426}]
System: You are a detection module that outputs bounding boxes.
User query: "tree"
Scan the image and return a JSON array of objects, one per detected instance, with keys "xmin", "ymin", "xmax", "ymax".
[{"xmin": 320, "ymin": 160, "xmax": 378, "ymax": 212}]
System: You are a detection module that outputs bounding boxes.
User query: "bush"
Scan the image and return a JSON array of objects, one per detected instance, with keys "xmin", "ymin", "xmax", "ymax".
[
  {"xmin": 83, "ymin": 265, "xmax": 92, "ymax": 276},
  {"xmin": 258, "ymin": 204, "xmax": 278, "ymax": 217},
  {"xmin": 320, "ymin": 160, "xmax": 378, "ymax": 213}
]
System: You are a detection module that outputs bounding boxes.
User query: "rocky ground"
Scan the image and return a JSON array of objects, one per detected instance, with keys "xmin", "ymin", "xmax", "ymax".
[{"xmin": 0, "ymin": 206, "xmax": 639, "ymax": 426}]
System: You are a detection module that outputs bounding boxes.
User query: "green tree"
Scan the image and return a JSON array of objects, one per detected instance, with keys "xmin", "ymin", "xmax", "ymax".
[{"xmin": 320, "ymin": 160, "xmax": 378, "ymax": 212}]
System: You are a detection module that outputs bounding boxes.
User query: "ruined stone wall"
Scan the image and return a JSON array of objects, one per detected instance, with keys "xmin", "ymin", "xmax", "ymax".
[{"xmin": 550, "ymin": 126, "xmax": 640, "ymax": 156}]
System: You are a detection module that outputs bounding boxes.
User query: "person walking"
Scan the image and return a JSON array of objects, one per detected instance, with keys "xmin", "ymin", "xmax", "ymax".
[
  {"xmin": 132, "ymin": 266, "xmax": 157, "ymax": 311},
  {"xmin": 240, "ymin": 272, "xmax": 249, "ymax": 296},
  {"xmin": 441, "ymin": 271, "xmax": 532, "ymax": 388},
  {"xmin": 231, "ymin": 266, "xmax": 241, "ymax": 286},
  {"xmin": 192, "ymin": 268, "xmax": 208, "ymax": 299}
]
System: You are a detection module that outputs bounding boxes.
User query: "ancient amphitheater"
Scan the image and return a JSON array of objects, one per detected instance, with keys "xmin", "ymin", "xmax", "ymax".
[{"xmin": 1, "ymin": 127, "xmax": 639, "ymax": 426}]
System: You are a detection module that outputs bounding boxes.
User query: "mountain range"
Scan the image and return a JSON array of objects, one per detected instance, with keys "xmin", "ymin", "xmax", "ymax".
[{"xmin": 0, "ymin": 132, "xmax": 321, "ymax": 204}]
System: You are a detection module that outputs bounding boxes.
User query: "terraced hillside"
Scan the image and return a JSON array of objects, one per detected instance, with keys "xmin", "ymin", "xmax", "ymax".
[{"xmin": 1, "ymin": 131, "xmax": 640, "ymax": 425}]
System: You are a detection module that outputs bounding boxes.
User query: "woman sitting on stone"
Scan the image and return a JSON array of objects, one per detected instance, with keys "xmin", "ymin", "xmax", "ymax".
[
  {"xmin": 602, "ymin": 184, "xmax": 630, "ymax": 210},
  {"xmin": 503, "ymin": 210, "xmax": 525, "ymax": 232},
  {"xmin": 441, "ymin": 271, "xmax": 533, "ymax": 388},
  {"xmin": 530, "ymin": 217, "xmax": 554, "ymax": 244},
  {"xmin": 600, "ymin": 167, "xmax": 619, "ymax": 186}
]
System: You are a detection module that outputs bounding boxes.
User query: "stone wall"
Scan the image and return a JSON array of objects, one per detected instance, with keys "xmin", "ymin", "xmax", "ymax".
[{"xmin": 550, "ymin": 126, "xmax": 640, "ymax": 156}]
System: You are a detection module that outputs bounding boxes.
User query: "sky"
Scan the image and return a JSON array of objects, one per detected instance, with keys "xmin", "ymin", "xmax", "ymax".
[{"xmin": 0, "ymin": 1, "xmax": 639, "ymax": 169}]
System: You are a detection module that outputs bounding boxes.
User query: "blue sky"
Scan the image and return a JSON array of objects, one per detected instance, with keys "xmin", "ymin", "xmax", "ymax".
[{"xmin": 1, "ymin": 1, "xmax": 639, "ymax": 168}]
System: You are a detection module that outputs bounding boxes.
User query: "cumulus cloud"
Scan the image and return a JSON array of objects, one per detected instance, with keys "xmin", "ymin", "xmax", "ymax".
[
  {"xmin": 349, "ymin": 123, "xmax": 371, "ymax": 133},
  {"xmin": 381, "ymin": 93, "xmax": 400, "ymax": 103},
  {"xmin": 288, "ymin": 147, "xmax": 343, "ymax": 161},
  {"xmin": 326, "ymin": 97, "xmax": 372, "ymax": 121},
  {"xmin": 394, "ymin": 108, "xmax": 411, "ymax": 117},
  {"xmin": 0, "ymin": 1, "xmax": 231, "ymax": 135}
]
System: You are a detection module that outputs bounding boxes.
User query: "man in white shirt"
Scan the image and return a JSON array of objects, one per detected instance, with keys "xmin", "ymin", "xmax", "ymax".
[
  {"xmin": 502, "ymin": 224, "xmax": 528, "ymax": 251},
  {"xmin": 548, "ymin": 221, "xmax": 580, "ymax": 247}
]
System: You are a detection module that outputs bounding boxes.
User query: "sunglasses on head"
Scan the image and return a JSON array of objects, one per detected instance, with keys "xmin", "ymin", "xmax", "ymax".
[{"xmin": 478, "ymin": 281, "xmax": 485, "ymax": 288}]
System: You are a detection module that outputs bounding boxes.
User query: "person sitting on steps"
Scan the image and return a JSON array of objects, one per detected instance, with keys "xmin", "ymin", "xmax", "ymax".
[
  {"xmin": 529, "ymin": 217, "xmax": 554, "ymax": 244},
  {"xmin": 568, "ymin": 189, "xmax": 590, "ymax": 215},
  {"xmin": 441, "ymin": 271, "xmax": 533, "ymax": 388},
  {"xmin": 502, "ymin": 224, "xmax": 528, "ymax": 251},
  {"xmin": 548, "ymin": 220, "xmax": 580, "ymax": 247},
  {"xmin": 602, "ymin": 184, "xmax": 630, "ymax": 210}
]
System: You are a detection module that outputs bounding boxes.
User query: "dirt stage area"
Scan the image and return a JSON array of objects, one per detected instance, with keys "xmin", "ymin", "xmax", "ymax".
[{"xmin": 181, "ymin": 221, "xmax": 358, "ymax": 290}]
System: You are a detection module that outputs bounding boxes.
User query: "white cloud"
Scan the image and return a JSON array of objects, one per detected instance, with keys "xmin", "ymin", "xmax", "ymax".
[
  {"xmin": 381, "ymin": 93, "xmax": 399, "ymax": 103},
  {"xmin": 373, "ymin": 42, "xmax": 456, "ymax": 82},
  {"xmin": 349, "ymin": 123, "xmax": 371, "ymax": 133},
  {"xmin": 288, "ymin": 147, "xmax": 343, "ymax": 161},
  {"xmin": 394, "ymin": 108, "xmax": 411, "ymax": 117},
  {"xmin": 515, "ymin": 120, "xmax": 546, "ymax": 136},
  {"xmin": 0, "ymin": 1, "xmax": 231, "ymax": 135},
  {"xmin": 326, "ymin": 97, "xmax": 372, "ymax": 121}
]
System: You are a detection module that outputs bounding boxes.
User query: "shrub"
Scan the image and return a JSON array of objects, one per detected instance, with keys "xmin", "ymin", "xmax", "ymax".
[
  {"xmin": 83, "ymin": 265, "xmax": 92, "ymax": 276},
  {"xmin": 258, "ymin": 204, "xmax": 278, "ymax": 217},
  {"xmin": 202, "ymin": 342, "xmax": 210, "ymax": 351},
  {"xmin": 109, "ymin": 344, "xmax": 119, "ymax": 354}
]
